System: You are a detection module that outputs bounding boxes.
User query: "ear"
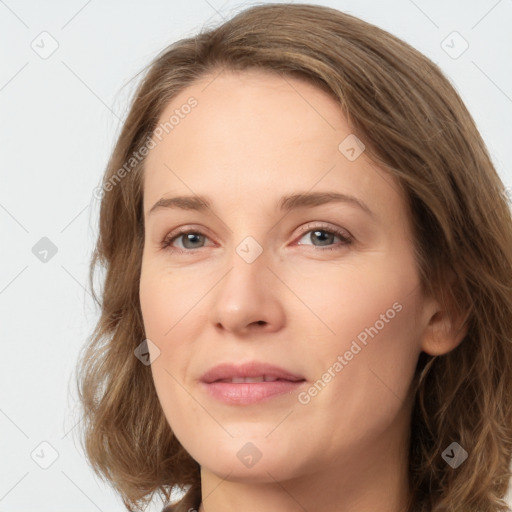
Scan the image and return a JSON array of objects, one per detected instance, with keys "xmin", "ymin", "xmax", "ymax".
[{"xmin": 420, "ymin": 284, "xmax": 469, "ymax": 356}]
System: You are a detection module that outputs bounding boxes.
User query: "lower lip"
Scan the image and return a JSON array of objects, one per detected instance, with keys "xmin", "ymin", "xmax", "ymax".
[{"xmin": 201, "ymin": 380, "xmax": 305, "ymax": 405}]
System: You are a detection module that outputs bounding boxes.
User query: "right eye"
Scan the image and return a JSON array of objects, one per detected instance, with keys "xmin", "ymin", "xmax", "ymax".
[{"xmin": 161, "ymin": 229, "xmax": 213, "ymax": 252}]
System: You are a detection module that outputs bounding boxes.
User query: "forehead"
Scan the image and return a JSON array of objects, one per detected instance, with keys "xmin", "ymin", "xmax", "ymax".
[
  {"xmin": 142, "ymin": 69, "xmax": 401, "ymax": 218},
  {"xmin": 146, "ymin": 69, "xmax": 346, "ymax": 159}
]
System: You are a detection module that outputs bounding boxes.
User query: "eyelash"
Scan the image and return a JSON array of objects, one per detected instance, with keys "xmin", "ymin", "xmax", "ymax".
[{"xmin": 160, "ymin": 223, "xmax": 353, "ymax": 254}]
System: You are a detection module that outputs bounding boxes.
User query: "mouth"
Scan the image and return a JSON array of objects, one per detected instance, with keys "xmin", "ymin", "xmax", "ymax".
[
  {"xmin": 215, "ymin": 375, "xmax": 301, "ymax": 383},
  {"xmin": 200, "ymin": 362, "xmax": 306, "ymax": 405}
]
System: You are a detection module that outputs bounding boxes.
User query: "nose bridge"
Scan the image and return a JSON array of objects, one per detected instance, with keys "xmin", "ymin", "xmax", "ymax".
[
  {"xmin": 223, "ymin": 211, "xmax": 271, "ymax": 279},
  {"xmin": 221, "ymin": 233, "xmax": 269, "ymax": 306},
  {"xmin": 209, "ymin": 230, "xmax": 284, "ymax": 334}
]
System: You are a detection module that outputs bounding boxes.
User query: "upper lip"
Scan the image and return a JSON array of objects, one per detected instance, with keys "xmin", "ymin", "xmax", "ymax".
[{"xmin": 200, "ymin": 361, "xmax": 305, "ymax": 383}]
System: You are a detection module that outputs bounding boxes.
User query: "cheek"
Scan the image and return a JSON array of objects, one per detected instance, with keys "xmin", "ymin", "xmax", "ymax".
[
  {"xmin": 296, "ymin": 282, "xmax": 422, "ymax": 454},
  {"xmin": 139, "ymin": 269, "xmax": 194, "ymax": 437},
  {"xmin": 139, "ymin": 263, "xmax": 201, "ymax": 341},
  {"xmin": 325, "ymin": 283, "xmax": 422, "ymax": 409},
  {"xmin": 139, "ymin": 259, "xmax": 158, "ymax": 330},
  {"xmin": 139, "ymin": 265, "xmax": 205, "ymax": 402},
  {"xmin": 296, "ymin": 251, "xmax": 423, "ymax": 400},
  {"xmin": 139, "ymin": 267, "xmax": 188, "ymax": 397},
  {"xmin": 286, "ymin": 253, "xmax": 418, "ymax": 345}
]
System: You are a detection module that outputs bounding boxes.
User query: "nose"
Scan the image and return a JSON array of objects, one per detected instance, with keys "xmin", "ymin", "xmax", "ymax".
[{"xmin": 209, "ymin": 245, "xmax": 286, "ymax": 336}]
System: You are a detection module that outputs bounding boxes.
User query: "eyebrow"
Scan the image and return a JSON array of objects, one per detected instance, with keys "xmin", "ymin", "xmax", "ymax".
[{"xmin": 147, "ymin": 191, "xmax": 374, "ymax": 218}]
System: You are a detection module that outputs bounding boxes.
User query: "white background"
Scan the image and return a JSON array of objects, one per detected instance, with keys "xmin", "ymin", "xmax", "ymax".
[{"xmin": 1, "ymin": 0, "xmax": 511, "ymax": 510}]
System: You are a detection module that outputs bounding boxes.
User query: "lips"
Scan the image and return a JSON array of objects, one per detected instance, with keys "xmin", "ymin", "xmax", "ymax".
[
  {"xmin": 200, "ymin": 361, "xmax": 305, "ymax": 384},
  {"xmin": 199, "ymin": 362, "xmax": 306, "ymax": 405}
]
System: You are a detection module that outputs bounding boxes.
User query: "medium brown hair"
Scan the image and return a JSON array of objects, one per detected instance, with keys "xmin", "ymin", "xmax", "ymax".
[{"xmin": 76, "ymin": 3, "xmax": 512, "ymax": 511}]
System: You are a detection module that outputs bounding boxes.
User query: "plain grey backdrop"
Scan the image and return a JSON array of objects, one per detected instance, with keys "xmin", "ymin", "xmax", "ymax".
[{"xmin": 1, "ymin": 0, "xmax": 511, "ymax": 510}]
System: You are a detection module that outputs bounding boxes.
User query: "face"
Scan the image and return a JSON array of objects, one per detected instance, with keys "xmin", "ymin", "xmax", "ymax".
[{"xmin": 139, "ymin": 69, "xmax": 433, "ymax": 484}]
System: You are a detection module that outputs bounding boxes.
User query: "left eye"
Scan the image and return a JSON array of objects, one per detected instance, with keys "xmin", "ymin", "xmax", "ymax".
[{"xmin": 296, "ymin": 227, "xmax": 352, "ymax": 249}]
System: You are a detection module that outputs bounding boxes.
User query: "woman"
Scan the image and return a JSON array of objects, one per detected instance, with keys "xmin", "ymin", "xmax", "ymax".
[{"xmin": 76, "ymin": 3, "xmax": 512, "ymax": 512}]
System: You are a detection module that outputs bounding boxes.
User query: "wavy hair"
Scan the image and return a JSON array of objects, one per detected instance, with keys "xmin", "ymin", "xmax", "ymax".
[{"xmin": 76, "ymin": 3, "xmax": 512, "ymax": 511}]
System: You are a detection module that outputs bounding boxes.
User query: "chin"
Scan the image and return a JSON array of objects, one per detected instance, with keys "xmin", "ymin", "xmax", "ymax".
[
  {"xmin": 190, "ymin": 436, "xmax": 305, "ymax": 483},
  {"xmin": 202, "ymin": 457, "xmax": 297, "ymax": 484}
]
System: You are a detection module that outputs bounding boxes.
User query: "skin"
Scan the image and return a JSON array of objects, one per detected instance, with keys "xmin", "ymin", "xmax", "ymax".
[{"xmin": 139, "ymin": 68, "xmax": 467, "ymax": 512}]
